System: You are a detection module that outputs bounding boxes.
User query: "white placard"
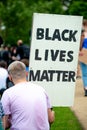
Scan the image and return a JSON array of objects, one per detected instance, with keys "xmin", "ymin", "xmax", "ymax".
[{"xmin": 29, "ymin": 13, "xmax": 83, "ymax": 106}]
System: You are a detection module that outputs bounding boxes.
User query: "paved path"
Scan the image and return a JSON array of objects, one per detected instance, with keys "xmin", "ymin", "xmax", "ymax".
[{"xmin": 71, "ymin": 78, "xmax": 87, "ymax": 130}]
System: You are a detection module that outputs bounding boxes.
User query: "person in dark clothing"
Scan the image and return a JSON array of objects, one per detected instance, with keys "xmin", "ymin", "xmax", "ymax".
[
  {"xmin": 0, "ymin": 61, "xmax": 8, "ymax": 97},
  {"xmin": 0, "ymin": 45, "xmax": 11, "ymax": 66},
  {"xmin": 0, "ymin": 36, "xmax": 3, "ymax": 46},
  {"xmin": 0, "ymin": 101, "xmax": 5, "ymax": 130},
  {"xmin": 16, "ymin": 39, "xmax": 30, "ymax": 60}
]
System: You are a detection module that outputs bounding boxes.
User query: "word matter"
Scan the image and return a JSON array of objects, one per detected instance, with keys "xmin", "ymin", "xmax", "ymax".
[{"xmin": 29, "ymin": 70, "xmax": 75, "ymax": 82}]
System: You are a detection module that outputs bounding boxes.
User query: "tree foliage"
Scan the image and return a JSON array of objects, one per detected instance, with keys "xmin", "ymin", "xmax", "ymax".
[
  {"xmin": 0, "ymin": 0, "xmax": 63, "ymax": 45},
  {"xmin": 0, "ymin": 0, "xmax": 87, "ymax": 46},
  {"xmin": 66, "ymin": 0, "xmax": 87, "ymax": 19}
]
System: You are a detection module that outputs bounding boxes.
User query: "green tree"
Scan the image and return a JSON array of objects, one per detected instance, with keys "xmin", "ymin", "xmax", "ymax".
[
  {"xmin": 0, "ymin": 0, "xmax": 30, "ymax": 45},
  {"xmin": 66, "ymin": 0, "xmax": 87, "ymax": 19},
  {"xmin": 0, "ymin": 0, "xmax": 63, "ymax": 44},
  {"xmin": 0, "ymin": 0, "xmax": 63, "ymax": 46}
]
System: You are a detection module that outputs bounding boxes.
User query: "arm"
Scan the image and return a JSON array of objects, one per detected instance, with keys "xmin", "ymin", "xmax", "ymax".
[
  {"xmin": 1, "ymin": 91, "xmax": 12, "ymax": 129},
  {"xmin": 48, "ymin": 108, "xmax": 55, "ymax": 124},
  {"xmin": 3, "ymin": 115, "xmax": 11, "ymax": 130},
  {"xmin": 80, "ymin": 30, "xmax": 85, "ymax": 51},
  {"xmin": 44, "ymin": 89, "xmax": 55, "ymax": 124}
]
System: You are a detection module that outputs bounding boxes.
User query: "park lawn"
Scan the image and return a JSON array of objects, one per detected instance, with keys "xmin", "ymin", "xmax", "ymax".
[{"xmin": 51, "ymin": 107, "xmax": 83, "ymax": 130}]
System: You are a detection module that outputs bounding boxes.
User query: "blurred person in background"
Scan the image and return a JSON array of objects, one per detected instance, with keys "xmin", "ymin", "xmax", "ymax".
[
  {"xmin": 0, "ymin": 60, "xmax": 8, "ymax": 97},
  {"xmin": 10, "ymin": 46, "xmax": 18, "ymax": 62},
  {"xmin": 0, "ymin": 101, "xmax": 5, "ymax": 130},
  {"xmin": 0, "ymin": 36, "xmax": 3, "ymax": 48},
  {"xmin": 79, "ymin": 19, "xmax": 87, "ymax": 96},
  {"xmin": 21, "ymin": 58, "xmax": 29, "ymax": 81},
  {"xmin": 16, "ymin": 39, "xmax": 30, "ymax": 60}
]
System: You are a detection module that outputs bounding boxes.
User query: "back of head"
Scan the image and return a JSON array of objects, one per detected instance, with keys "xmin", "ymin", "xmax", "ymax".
[
  {"xmin": 83, "ymin": 19, "xmax": 87, "ymax": 26},
  {"xmin": 83, "ymin": 19, "xmax": 87, "ymax": 31},
  {"xmin": 17, "ymin": 39, "xmax": 23, "ymax": 46},
  {"xmin": 21, "ymin": 59, "xmax": 29, "ymax": 67},
  {"xmin": 0, "ymin": 60, "xmax": 7, "ymax": 69},
  {"xmin": 8, "ymin": 61, "xmax": 26, "ymax": 82}
]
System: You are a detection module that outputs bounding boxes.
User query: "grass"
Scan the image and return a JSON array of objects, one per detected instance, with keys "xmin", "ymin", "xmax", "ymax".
[{"xmin": 50, "ymin": 107, "xmax": 83, "ymax": 130}]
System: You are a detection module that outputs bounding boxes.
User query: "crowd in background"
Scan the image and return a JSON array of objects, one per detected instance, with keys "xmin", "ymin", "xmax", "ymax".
[
  {"xmin": 0, "ymin": 39, "xmax": 30, "ymax": 96},
  {"xmin": 0, "ymin": 39, "xmax": 30, "ymax": 66}
]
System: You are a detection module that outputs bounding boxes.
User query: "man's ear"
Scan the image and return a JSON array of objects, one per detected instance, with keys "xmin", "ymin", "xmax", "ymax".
[{"xmin": 8, "ymin": 74, "xmax": 13, "ymax": 82}]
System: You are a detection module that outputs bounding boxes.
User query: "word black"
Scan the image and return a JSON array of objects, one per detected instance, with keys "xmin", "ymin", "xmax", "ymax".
[{"xmin": 36, "ymin": 28, "xmax": 78, "ymax": 42}]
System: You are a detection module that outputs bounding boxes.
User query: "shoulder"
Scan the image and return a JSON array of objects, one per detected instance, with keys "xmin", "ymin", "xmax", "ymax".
[
  {"xmin": 2, "ymin": 85, "xmax": 15, "ymax": 96},
  {"xmin": 1, "ymin": 86, "xmax": 15, "ymax": 105}
]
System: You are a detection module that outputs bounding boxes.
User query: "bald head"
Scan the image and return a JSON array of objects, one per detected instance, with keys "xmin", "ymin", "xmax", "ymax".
[
  {"xmin": 8, "ymin": 61, "xmax": 26, "ymax": 84},
  {"xmin": 17, "ymin": 39, "xmax": 23, "ymax": 46}
]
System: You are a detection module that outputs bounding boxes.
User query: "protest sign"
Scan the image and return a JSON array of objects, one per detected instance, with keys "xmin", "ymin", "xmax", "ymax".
[{"xmin": 29, "ymin": 13, "xmax": 83, "ymax": 106}]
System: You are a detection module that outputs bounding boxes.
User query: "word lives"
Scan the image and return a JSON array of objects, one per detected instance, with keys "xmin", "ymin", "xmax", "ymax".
[{"xmin": 35, "ymin": 49, "xmax": 74, "ymax": 62}]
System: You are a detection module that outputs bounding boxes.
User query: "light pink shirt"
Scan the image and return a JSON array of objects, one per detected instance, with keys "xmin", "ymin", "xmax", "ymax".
[{"xmin": 1, "ymin": 82, "xmax": 51, "ymax": 130}]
